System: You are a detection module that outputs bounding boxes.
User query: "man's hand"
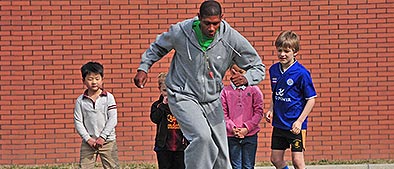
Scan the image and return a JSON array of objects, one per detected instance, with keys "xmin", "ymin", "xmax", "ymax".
[
  {"xmin": 230, "ymin": 69, "xmax": 247, "ymax": 87},
  {"xmin": 134, "ymin": 70, "xmax": 148, "ymax": 88}
]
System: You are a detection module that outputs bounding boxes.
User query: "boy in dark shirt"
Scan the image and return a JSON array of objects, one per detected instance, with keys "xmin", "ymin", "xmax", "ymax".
[{"xmin": 150, "ymin": 72, "xmax": 188, "ymax": 169}]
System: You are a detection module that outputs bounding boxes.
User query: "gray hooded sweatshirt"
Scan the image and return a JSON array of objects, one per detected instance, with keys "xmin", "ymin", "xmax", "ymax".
[{"xmin": 138, "ymin": 17, "xmax": 265, "ymax": 103}]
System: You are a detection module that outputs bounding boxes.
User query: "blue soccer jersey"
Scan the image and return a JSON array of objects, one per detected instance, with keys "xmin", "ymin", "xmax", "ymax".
[{"xmin": 269, "ymin": 60, "xmax": 317, "ymax": 130}]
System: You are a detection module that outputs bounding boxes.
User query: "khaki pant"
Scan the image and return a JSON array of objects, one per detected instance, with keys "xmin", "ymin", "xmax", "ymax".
[{"xmin": 79, "ymin": 140, "xmax": 119, "ymax": 169}]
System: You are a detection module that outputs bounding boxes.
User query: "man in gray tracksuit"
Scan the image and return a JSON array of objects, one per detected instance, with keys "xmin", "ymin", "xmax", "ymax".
[{"xmin": 134, "ymin": 1, "xmax": 265, "ymax": 169}]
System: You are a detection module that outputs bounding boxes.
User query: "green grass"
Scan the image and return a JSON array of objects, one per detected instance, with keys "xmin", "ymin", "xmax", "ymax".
[
  {"xmin": 2, "ymin": 159, "xmax": 394, "ymax": 169},
  {"xmin": 306, "ymin": 159, "xmax": 394, "ymax": 165},
  {"xmin": 0, "ymin": 163, "xmax": 157, "ymax": 169},
  {"xmin": 256, "ymin": 159, "xmax": 394, "ymax": 167}
]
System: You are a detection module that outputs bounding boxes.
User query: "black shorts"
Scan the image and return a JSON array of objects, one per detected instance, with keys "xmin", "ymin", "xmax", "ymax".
[{"xmin": 271, "ymin": 127, "xmax": 306, "ymax": 152}]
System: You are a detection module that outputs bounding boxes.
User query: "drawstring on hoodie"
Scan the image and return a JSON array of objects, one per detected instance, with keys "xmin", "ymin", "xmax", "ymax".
[
  {"xmin": 186, "ymin": 37, "xmax": 192, "ymax": 60},
  {"xmin": 222, "ymin": 40, "xmax": 242, "ymax": 57}
]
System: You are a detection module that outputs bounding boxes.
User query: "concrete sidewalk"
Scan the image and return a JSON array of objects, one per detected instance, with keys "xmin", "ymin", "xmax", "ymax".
[{"xmin": 255, "ymin": 163, "xmax": 394, "ymax": 169}]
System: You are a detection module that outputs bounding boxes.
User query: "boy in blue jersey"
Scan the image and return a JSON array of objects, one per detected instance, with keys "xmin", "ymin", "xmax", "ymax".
[{"xmin": 265, "ymin": 31, "xmax": 317, "ymax": 169}]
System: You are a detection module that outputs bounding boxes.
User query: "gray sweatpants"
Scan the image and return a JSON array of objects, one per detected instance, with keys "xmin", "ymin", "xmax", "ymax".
[{"xmin": 168, "ymin": 91, "xmax": 232, "ymax": 169}]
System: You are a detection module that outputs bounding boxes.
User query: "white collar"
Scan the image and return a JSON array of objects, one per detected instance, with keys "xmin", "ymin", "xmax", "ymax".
[
  {"xmin": 231, "ymin": 82, "xmax": 246, "ymax": 90},
  {"xmin": 281, "ymin": 59, "xmax": 297, "ymax": 73}
]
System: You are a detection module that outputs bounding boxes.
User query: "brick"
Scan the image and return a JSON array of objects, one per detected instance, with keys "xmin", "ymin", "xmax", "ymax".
[{"xmin": 1, "ymin": 0, "xmax": 394, "ymax": 166}]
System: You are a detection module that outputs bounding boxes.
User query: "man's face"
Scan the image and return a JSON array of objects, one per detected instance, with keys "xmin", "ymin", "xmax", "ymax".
[{"xmin": 199, "ymin": 15, "xmax": 222, "ymax": 38}]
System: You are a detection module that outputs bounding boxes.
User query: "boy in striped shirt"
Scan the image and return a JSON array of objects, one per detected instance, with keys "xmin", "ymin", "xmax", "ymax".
[{"xmin": 74, "ymin": 61, "xmax": 119, "ymax": 169}]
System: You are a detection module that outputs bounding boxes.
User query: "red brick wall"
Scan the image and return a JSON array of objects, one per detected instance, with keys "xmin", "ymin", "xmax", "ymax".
[{"xmin": 1, "ymin": 0, "xmax": 394, "ymax": 165}]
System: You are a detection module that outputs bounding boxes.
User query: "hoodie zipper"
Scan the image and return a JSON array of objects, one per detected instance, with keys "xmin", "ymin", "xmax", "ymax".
[
  {"xmin": 202, "ymin": 51, "xmax": 214, "ymax": 101},
  {"xmin": 204, "ymin": 52, "xmax": 214, "ymax": 79}
]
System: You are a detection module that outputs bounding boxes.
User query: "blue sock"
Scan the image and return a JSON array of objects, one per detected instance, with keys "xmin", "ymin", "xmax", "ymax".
[{"xmin": 282, "ymin": 166, "xmax": 289, "ymax": 169}]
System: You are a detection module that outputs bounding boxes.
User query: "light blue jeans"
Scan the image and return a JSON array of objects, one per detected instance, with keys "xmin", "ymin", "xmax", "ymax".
[{"xmin": 228, "ymin": 134, "xmax": 258, "ymax": 169}]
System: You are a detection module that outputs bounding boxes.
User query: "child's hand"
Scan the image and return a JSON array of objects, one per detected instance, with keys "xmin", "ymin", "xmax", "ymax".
[
  {"xmin": 238, "ymin": 128, "xmax": 248, "ymax": 138},
  {"xmin": 265, "ymin": 111, "xmax": 273, "ymax": 123},
  {"xmin": 233, "ymin": 126, "xmax": 240, "ymax": 138},
  {"xmin": 95, "ymin": 137, "xmax": 105, "ymax": 149},
  {"xmin": 291, "ymin": 120, "xmax": 302, "ymax": 135},
  {"xmin": 87, "ymin": 138, "xmax": 97, "ymax": 149},
  {"xmin": 233, "ymin": 127, "xmax": 248, "ymax": 138},
  {"xmin": 162, "ymin": 96, "xmax": 168, "ymax": 104}
]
